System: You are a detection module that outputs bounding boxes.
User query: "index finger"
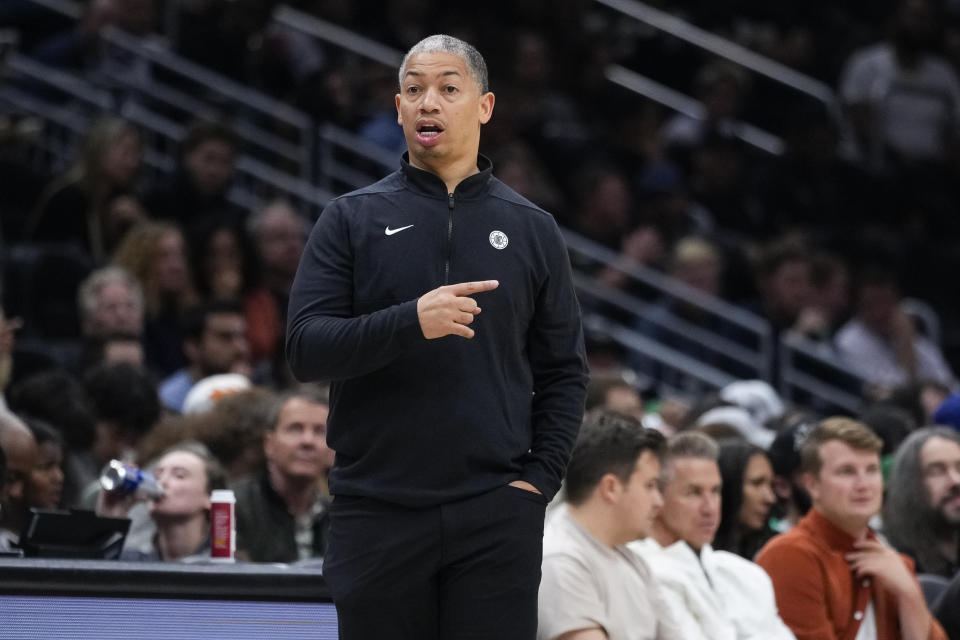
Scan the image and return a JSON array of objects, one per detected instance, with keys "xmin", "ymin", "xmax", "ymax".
[{"xmin": 446, "ymin": 280, "xmax": 499, "ymax": 295}]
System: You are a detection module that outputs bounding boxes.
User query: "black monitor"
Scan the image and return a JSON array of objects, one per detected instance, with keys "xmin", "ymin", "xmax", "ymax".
[{"xmin": 18, "ymin": 508, "xmax": 130, "ymax": 559}]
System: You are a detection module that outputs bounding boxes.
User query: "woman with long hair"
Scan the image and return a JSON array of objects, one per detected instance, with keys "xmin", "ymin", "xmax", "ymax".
[
  {"xmin": 113, "ymin": 221, "xmax": 197, "ymax": 376},
  {"xmin": 26, "ymin": 117, "xmax": 144, "ymax": 262},
  {"xmin": 186, "ymin": 218, "xmax": 280, "ymax": 368},
  {"xmin": 714, "ymin": 439, "xmax": 778, "ymax": 560}
]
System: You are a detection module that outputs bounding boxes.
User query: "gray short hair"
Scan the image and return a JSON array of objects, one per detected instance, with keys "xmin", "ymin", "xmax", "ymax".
[
  {"xmin": 398, "ymin": 34, "xmax": 489, "ymax": 93},
  {"xmin": 662, "ymin": 431, "xmax": 720, "ymax": 485},
  {"xmin": 77, "ymin": 266, "xmax": 144, "ymax": 319}
]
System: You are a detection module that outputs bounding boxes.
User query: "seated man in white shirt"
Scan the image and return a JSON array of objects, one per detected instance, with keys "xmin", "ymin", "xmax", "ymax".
[
  {"xmin": 630, "ymin": 431, "xmax": 795, "ymax": 640},
  {"xmin": 538, "ymin": 409, "xmax": 682, "ymax": 640}
]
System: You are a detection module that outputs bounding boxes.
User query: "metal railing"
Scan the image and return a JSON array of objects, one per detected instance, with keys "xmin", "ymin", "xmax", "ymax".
[
  {"xmin": 272, "ymin": 5, "xmax": 403, "ymax": 68},
  {"xmin": 605, "ymin": 64, "xmax": 785, "ymax": 155},
  {"xmin": 564, "ymin": 227, "xmax": 866, "ymax": 413},
  {"xmin": 99, "ymin": 26, "xmax": 314, "ymax": 180},
  {"xmin": 592, "ymin": 0, "xmax": 836, "ymax": 107}
]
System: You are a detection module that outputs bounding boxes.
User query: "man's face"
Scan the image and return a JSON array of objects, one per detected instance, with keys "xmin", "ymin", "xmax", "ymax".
[
  {"xmin": 920, "ymin": 436, "xmax": 960, "ymax": 527},
  {"xmin": 768, "ymin": 259, "xmax": 813, "ymax": 317},
  {"xmin": 396, "ymin": 51, "xmax": 494, "ymax": 175},
  {"xmin": 264, "ymin": 398, "xmax": 334, "ymax": 482},
  {"xmin": 805, "ymin": 440, "xmax": 883, "ymax": 532},
  {"xmin": 859, "ymin": 284, "xmax": 899, "ymax": 334},
  {"xmin": 192, "ymin": 313, "xmax": 250, "ymax": 376},
  {"xmin": 185, "ymin": 138, "xmax": 235, "ymax": 197},
  {"xmin": 256, "ymin": 204, "xmax": 307, "ymax": 281},
  {"xmin": 88, "ymin": 281, "xmax": 143, "ymax": 336},
  {"xmin": 604, "ymin": 386, "xmax": 645, "ymax": 422},
  {"xmin": 612, "ymin": 451, "xmax": 663, "ymax": 542},
  {"xmin": 659, "ymin": 457, "xmax": 722, "ymax": 551}
]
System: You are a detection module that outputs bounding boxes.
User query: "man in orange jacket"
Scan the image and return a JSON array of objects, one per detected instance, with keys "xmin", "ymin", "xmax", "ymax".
[{"xmin": 757, "ymin": 417, "xmax": 946, "ymax": 640}]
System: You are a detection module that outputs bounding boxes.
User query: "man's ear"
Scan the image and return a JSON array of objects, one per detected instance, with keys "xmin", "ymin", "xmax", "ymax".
[
  {"xmin": 597, "ymin": 473, "xmax": 623, "ymax": 504},
  {"xmin": 396, "ymin": 93, "xmax": 403, "ymax": 125},
  {"xmin": 478, "ymin": 92, "xmax": 495, "ymax": 125}
]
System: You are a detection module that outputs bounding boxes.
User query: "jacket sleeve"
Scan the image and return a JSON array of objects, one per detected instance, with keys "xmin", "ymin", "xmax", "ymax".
[
  {"xmin": 518, "ymin": 219, "xmax": 589, "ymax": 501},
  {"xmin": 286, "ymin": 199, "xmax": 424, "ymax": 382}
]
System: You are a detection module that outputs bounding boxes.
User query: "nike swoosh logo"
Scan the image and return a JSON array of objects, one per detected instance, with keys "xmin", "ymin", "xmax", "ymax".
[{"xmin": 385, "ymin": 224, "xmax": 414, "ymax": 236}]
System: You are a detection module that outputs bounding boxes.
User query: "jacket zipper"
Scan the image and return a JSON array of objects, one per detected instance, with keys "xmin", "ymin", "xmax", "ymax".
[{"xmin": 445, "ymin": 192, "xmax": 454, "ymax": 284}]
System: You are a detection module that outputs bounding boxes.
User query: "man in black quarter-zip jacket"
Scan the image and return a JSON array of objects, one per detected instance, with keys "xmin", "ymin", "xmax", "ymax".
[{"xmin": 286, "ymin": 33, "xmax": 588, "ymax": 640}]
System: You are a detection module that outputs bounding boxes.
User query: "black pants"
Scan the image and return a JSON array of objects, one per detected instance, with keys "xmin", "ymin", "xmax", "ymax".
[{"xmin": 323, "ymin": 484, "xmax": 547, "ymax": 640}]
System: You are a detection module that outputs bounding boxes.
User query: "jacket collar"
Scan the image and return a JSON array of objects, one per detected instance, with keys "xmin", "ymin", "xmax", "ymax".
[
  {"xmin": 399, "ymin": 152, "xmax": 493, "ymax": 199},
  {"xmin": 799, "ymin": 508, "xmax": 876, "ymax": 551}
]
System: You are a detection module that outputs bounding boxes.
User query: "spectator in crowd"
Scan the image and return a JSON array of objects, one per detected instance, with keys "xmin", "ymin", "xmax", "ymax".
[
  {"xmin": 0, "ymin": 445, "xmax": 5, "ymax": 518},
  {"xmin": 144, "ymin": 120, "xmax": 243, "ymax": 229},
  {"xmin": 537, "ymin": 409, "xmax": 682, "ymax": 640},
  {"xmin": 751, "ymin": 236, "xmax": 815, "ymax": 333},
  {"xmin": 764, "ymin": 410, "xmax": 817, "ymax": 532},
  {"xmin": 27, "ymin": 0, "xmax": 156, "ymax": 73},
  {"xmin": 757, "ymin": 417, "xmax": 947, "ymax": 640},
  {"xmin": 246, "ymin": 200, "xmax": 308, "ymax": 356},
  {"xmin": 98, "ymin": 441, "xmax": 228, "ymax": 562},
  {"xmin": 570, "ymin": 163, "xmax": 637, "ymax": 251},
  {"xmin": 187, "ymin": 387, "xmax": 275, "ymax": 479},
  {"xmin": 113, "ymin": 221, "xmax": 197, "ymax": 377},
  {"xmin": 585, "ymin": 370, "xmax": 646, "ymax": 424},
  {"xmin": 232, "ymin": 387, "xmax": 333, "ymax": 563},
  {"xmin": 76, "ymin": 332, "xmax": 145, "ymax": 374},
  {"xmin": 633, "ymin": 162, "xmax": 714, "ymax": 249},
  {"xmin": 839, "ymin": 0, "xmax": 960, "ymax": 172},
  {"xmin": 859, "ymin": 402, "xmax": 915, "ymax": 468},
  {"xmin": 632, "ymin": 432, "xmax": 795, "ymax": 640},
  {"xmin": 187, "ymin": 217, "xmax": 279, "ymax": 370},
  {"xmin": 885, "ymin": 427, "xmax": 960, "ymax": 578},
  {"xmin": 77, "ymin": 266, "xmax": 144, "ymax": 339},
  {"xmin": 0, "ymin": 307, "xmax": 21, "ymax": 411},
  {"xmin": 488, "ymin": 142, "xmax": 564, "ymax": 218},
  {"xmin": 6, "ymin": 370, "xmax": 97, "ymax": 508},
  {"xmin": 714, "ymin": 439, "xmax": 778, "ymax": 559},
  {"xmin": 158, "ymin": 300, "xmax": 251, "ymax": 413},
  {"xmin": 78, "ymin": 362, "xmax": 162, "ymax": 505},
  {"xmin": 25, "ymin": 117, "xmax": 143, "ymax": 263},
  {"xmin": 0, "ymin": 410, "xmax": 37, "ymax": 550},
  {"xmin": 755, "ymin": 101, "xmax": 874, "ymax": 239},
  {"xmin": 661, "ymin": 61, "xmax": 751, "ymax": 153},
  {"xmin": 629, "ymin": 237, "xmax": 751, "ymax": 394},
  {"xmin": 835, "ymin": 266, "xmax": 956, "ymax": 392},
  {"xmin": 22, "ymin": 417, "xmax": 64, "ymax": 510},
  {"xmin": 791, "ymin": 252, "xmax": 851, "ymax": 344}
]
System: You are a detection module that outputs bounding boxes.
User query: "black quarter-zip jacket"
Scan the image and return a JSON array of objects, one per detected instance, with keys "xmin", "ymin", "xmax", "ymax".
[{"xmin": 287, "ymin": 154, "xmax": 588, "ymax": 507}]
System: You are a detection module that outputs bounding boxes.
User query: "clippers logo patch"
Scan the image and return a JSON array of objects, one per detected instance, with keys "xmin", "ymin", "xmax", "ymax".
[{"xmin": 489, "ymin": 230, "xmax": 509, "ymax": 250}]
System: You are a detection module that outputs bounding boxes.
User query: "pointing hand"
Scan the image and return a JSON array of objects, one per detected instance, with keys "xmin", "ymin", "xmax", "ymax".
[{"xmin": 417, "ymin": 280, "xmax": 499, "ymax": 339}]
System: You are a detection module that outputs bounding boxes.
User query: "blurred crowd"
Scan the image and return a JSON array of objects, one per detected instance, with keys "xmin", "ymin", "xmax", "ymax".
[{"xmin": 1, "ymin": 3, "xmax": 960, "ymax": 636}]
